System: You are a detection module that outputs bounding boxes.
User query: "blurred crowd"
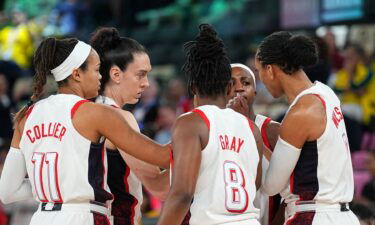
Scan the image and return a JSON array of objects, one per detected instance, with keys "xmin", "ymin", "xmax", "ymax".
[{"xmin": 0, "ymin": 0, "xmax": 374, "ymax": 225}]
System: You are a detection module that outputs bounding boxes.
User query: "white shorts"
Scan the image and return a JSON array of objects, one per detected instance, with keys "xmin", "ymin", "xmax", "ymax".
[
  {"xmin": 285, "ymin": 203, "xmax": 360, "ymax": 225},
  {"xmin": 29, "ymin": 202, "xmax": 111, "ymax": 225}
]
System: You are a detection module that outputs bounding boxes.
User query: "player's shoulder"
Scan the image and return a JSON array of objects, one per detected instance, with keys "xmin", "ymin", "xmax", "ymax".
[
  {"xmin": 289, "ymin": 94, "xmax": 325, "ymax": 120},
  {"xmin": 175, "ymin": 110, "xmax": 209, "ymax": 132}
]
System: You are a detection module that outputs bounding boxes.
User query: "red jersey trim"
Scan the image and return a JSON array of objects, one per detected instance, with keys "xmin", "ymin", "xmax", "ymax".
[
  {"xmin": 312, "ymin": 94, "xmax": 326, "ymax": 110},
  {"xmin": 246, "ymin": 117, "xmax": 254, "ymax": 132},
  {"xmin": 261, "ymin": 117, "xmax": 272, "ymax": 150},
  {"xmin": 71, "ymin": 100, "xmax": 90, "ymax": 119},
  {"xmin": 26, "ymin": 104, "xmax": 35, "ymax": 120},
  {"xmin": 192, "ymin": 109, "xmax": 210, "ymax": 130}
]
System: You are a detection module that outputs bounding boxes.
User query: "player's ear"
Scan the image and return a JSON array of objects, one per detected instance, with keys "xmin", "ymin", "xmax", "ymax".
[
  {"xmin": 109, "ymin": 65, "xmax": 121, "ymax": 84},
  {"xmin": 267, "ymin": 65, "xmax": 275, "ymax": 80},
  {"xmin": 71, "ymin": 68, "xmax": 82, "ymax": 82}
]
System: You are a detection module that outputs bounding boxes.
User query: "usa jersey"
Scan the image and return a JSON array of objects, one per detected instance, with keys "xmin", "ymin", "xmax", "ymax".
[
  {"xmin": 96, "ymin": 96, "xmax": 142, "ymax": 225},
  {"xmin": 254, "ymin": 115, "xmax": 281, "ymax": 225},
  {"xmin": 176, "ymin": 105, "xmax": 260, "ymax": 225},
  {"xmin": 20, "ymin": 94, "xmax": 113, "ymax": 205},
  {"xmin": 283, "ymin": 81, "xmax": 354, "ymax": 205}
]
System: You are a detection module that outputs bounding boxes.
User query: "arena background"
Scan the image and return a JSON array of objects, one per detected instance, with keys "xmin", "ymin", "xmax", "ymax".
[{"xmin": 0, "ymin": 0, "xmax": 374, "ymax": 224}]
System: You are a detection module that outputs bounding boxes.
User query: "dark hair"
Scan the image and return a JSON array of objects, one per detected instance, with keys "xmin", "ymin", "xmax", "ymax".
[
  {"xmin": 182, "ymin": 24, "xmax": 231, "ymax": 98},
  {"xmin": 256, "ymin": 31, "xmax": 318, "ymax": 74},
  {"xmin": 90, "ymin": 27, "xmax": 147, "ymax": 94},
  {"xmin": 15, "ymin": 37, "xmax": 88, "ymax": 123}
]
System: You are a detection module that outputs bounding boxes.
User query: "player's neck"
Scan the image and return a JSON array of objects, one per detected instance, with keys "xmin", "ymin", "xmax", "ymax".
[
  {"xmin": 195, "ymin": 95, "xmax": 228, "ymax": 109},
  {"xmin": 248, "ymin": 108, "xmax": 256, "ymax": 121},
  {"xmin": 103, "ymin": 86, "xmax": 125, "ymax": 107},
  {"xmin": 58, "ymin": 85, "xmax": 85, "ymax": 99},
  {"xmin": 281, "ymin": 70, "xmax": 313, "ymax": 104}
]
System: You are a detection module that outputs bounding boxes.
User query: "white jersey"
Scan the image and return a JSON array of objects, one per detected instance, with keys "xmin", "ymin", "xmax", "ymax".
[
  {"xmin": 96, "ymin": 96, "xmax": 142, "ymax": 224},
  {"xmin": 254, "ymin": 114, "xmax": 281, "ymax": 225},
  {"xmin": 175, "ymin": 105, "xmax": 260, "ymax": 225},
  {"xmin": 20, "ymin": 94, "xmax": 113, "ymax": 205},
  {"xmin": 283, "ymin": 81, "xmax": 354, "ymax": 205}
]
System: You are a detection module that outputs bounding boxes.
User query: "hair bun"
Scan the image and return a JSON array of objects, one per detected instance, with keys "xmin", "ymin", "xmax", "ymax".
[
  {"xmin": 90, "ymin": 27, "xmax": 121, "ymax": 56},
  {"xmin": 187, "ymin": 24, "xmax": 226, "ymax": 61}
]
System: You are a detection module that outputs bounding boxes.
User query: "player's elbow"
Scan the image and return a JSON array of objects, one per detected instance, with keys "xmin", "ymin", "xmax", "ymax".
[
  {"xmin": 0, "ymin": 190, "xmax": 12, "ymax": 204},
  {"xmin": 172, "ymin": 191, "xmax": 194, "ymax": 206},
  {"xmin": 260, "ymin": 183, "xmax": 280, "ymax": 196}
]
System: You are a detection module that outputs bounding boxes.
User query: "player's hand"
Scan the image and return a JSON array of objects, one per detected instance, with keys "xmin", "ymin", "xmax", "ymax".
[{"xmin": 227, "ymin": 95, "xmax": 249, "ymax": 117}]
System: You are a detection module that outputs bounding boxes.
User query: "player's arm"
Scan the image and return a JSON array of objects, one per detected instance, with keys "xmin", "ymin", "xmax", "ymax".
[
  {"xmin": 261, "ymin": 95, "xmax": 326, "ymax": 196},
  {"xmin": 157, "ymin": 113, "xmax": 207, "ymax": 225},
  {"xmin": 265, "ymin": 121, "xmax": 280, "ymax": 150},
  {"xmin": 0, "ymin": 118, "xmax": 33, "ymax": 204},
  {"xmin": 115, "ymin": 110, "xmax": 170, "ymax": 200},
  {"xmin": 73, "ymin": 102, "xmax": 170, "ymax": 169},
  {"xmin": 251, "ymin": 120, "xmax": 263, "ymax": 190}
]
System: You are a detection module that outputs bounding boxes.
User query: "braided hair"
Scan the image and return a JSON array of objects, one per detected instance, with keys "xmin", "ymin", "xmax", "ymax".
[{"xmin": 182, "ymin": 24, "xmax": 231, "ymax": 98}]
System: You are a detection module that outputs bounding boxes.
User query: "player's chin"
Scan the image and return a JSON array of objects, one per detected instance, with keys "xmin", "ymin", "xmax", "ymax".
[{"xmin": 130, "ymin": 98, "xmax": 140, "ymax": 104}]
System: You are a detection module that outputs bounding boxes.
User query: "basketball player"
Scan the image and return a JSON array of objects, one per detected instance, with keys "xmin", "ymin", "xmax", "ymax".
[
  {"xmin": 229, "ymin": 63, "xmax": 284, "ymax": 225},
  {"xmin": 90, "ymin": 27, "xmax": 169, "ymax": 225},
  {"xmin": 256, "ymin": 31, "xmax": 360, "ymax": 225},
  {"xmin": 0, "ymin": 38, "xmax": 169, "ymax": 225},
  {"xmin": 157, "ymin": 24, "xmax": 263, "ymax": 225}
]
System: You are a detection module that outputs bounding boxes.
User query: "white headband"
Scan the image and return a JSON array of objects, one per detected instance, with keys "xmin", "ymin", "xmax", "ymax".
[
  {"xmin": 51, "ymin": 41, "xmax": 92, "ymax": 82},
  {"xmin": 231, "ymin": 63, "xmax": 256, "ymax": 90}
]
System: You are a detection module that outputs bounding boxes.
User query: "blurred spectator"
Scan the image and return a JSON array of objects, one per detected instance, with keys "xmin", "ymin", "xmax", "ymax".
[
  {"xmin": 332, "ymin": 44, "xmax": 375, "ymax": 150},
  {"xmin": 0, "ymin": 73, "xmax": 14, "ymax": 146},
  {"xmin": 44, "ymin": 0, "xmax": 87, "ymax": 36},
  {"xmin": 305, "ymin": 36, "xmax": 331, "ymax": 84},
  {"xmin": 324, "ymin": 30, "xmax": 344, "ymax": 72},
  {"xmin": 362, "ymin": 149, "xmax": 375, "ymax": 203},
  {"xmin": 133, "ymin": 78, "xmax": 160, "ymax": 138},
  {"xmin": 164, "ymin": 78, "xmax": 191, "ymax": 115},
  {"xmin": 0, "ymin": 60, "xmax": 23, "ymax": 97},
  {"xmin": 0, "ymin": 10, "xmax": 34, "ymax": 69},
  {"xmin": 350, "ymin": 202, "xmax": 375, "ymax": 225},
  {"xmin": 154, "ymin": 104, "xmax": 176, "ymax": 144}
]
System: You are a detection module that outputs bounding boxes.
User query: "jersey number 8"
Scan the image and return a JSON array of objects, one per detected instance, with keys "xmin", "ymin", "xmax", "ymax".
[{"xmin": 223, "ymin": 161, "xmax": 249, "ymax": 213}]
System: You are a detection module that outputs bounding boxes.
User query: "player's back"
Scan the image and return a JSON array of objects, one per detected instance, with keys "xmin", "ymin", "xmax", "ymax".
[
  {"xmin": 286, "ymin": 81, "xmax": 354, "ymax": 204},
  {"xmin": 20, "ymin": 94, "xmax": 113, "ymax": 205},
  {"xmin": 187, "ymin": 105, "xmax": 260, "ymax": 225}
]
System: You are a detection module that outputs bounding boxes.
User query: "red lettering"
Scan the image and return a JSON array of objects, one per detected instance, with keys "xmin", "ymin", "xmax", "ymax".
[
  {"xmin": 219, "ymin": 135, "xmax": 225, "ymax": 149},
  {"xmin": 26, "ymin": 130, "xmax": 35, "ymax": 143},
  {"xmin": 237, "ymin": 138, "xmax": 244, "ymax": 153},
  {"xmin": 54, "ymin": 123, "xmax": 61, "ymax": 138},
  {"xmin": 48, "ymin": 123, "xmax": 53, "ymax": 136},
  {"xmin": 225, "ymin": 135, "xmax": 229, "ymax": 149},
  {"xmin": 230, "ymin": 137, "xmax": 236, "ymax": 151},
  {"xmin": 332, "ymin": 106, "xmax": 343, "ymax": 128},
  {"xmin": 59, "ymin": 127, "xmax": 66, "ymax": 141},
  {"xmin": 41, "ymin": 124, "xmax": 47, "ymax": 137},
  {"xmin": 34, "ymin": 126, "xmax": 41, "ymax": 139}
]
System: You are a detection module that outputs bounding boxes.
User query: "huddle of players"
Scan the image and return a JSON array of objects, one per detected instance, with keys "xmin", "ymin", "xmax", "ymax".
[{"xmin": 0, "ymin": 23, "xmax": 360, "ymax": 225}]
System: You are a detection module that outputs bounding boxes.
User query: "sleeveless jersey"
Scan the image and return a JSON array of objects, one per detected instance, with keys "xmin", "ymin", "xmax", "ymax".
[
  {"xmin": 176, "ymin": 105, "xmax": 260, "ymax": 225},
  {"xmin": 19, "ymin": 94, "xmax": 113, "ymax": 205},
  {"xmin": 96, "ymin": 96, "xmax": 142, "ymax": 225},
  {"xmin": 282, "ymin": 81, "xmax": 354, "ymax": 205},
  {"xmin": 254, "ymin": 115, "xmax": 281, "ymax": 225}
]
